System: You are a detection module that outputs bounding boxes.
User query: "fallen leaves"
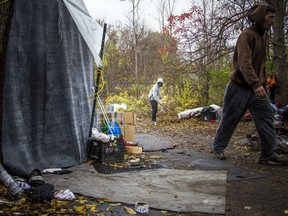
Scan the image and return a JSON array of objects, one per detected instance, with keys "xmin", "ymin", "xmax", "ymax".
[
  {"xmin": 1, "ymin": 183, "xmax": 180, "ymax": 216},
  {"xmin": 109, "ymin": 203, "xmax": 121, "ymax": 206},
  {"xmin": 124, "ymin": 206, "xmax": 137, "ymax": 214},
  {"xmin": 74, "ymin": 205, "xmax": 86, "ymax": 214},
  {"xmin": 149, "ymin": 155, "xmax": 165, "ymax": 159}
]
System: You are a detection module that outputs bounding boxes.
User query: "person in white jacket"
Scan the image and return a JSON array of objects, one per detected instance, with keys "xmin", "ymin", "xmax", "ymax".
[{"xmin": 148, "ymin": 78, "xmax": 163, "ymax": 125}]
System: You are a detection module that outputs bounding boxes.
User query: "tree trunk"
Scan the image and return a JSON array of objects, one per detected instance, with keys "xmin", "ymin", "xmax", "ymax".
[{"xmin": 267, "ymin": 0, "xmax": 288, "ymax": 105}]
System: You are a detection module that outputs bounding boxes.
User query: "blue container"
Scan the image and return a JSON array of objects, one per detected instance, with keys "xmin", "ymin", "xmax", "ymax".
[{"xmin": 103, "ymin": 122, "xmax": 122, "ymax": 138}]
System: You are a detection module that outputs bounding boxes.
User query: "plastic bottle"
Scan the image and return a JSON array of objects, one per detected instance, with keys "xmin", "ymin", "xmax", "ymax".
[{"xmin": 0, "ymin": 164, "xmax": 24, "ymax": 198}]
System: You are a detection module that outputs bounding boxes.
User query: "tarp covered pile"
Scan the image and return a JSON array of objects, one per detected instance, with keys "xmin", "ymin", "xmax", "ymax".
[{"xmin": 178, "ymin": 104, "xmax": 222, "ymax": 120}]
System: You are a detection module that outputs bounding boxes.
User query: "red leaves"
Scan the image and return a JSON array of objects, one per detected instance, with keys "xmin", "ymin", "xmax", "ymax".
[
  {"xmin": 167, "ymin": 6, "xmax": 203, "ymax": 26},
  {"xmin": 178, "ymin": 12, "xmax": 192, "ymax": 22},
  {"xmin": 165, "ymin": 5, "xmax": 203, "ymax": 40}
]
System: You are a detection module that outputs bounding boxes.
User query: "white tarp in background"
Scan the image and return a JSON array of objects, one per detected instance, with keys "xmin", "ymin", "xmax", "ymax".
[
  {"xmin": 178, "ymin": 104, "xmax": 222, "ymax": 119},
  {"xmin": 64, "ymin": 0, "xmax": 104, "ymax": 66}
]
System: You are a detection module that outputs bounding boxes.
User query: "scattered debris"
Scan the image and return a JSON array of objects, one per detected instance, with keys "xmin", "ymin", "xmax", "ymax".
[
  {"xmin": 240, "ymin": 130, "xmax": 288, "ymax": 154},
  {"xmin": 28, "ymin": 169, "xmax": 44, "ymax": 187},
  {"xmin": 0, "ymin": 164, "xmax": 24, "ymax": 198},
  {"xmin": 177, "ymin": 104, "xmax": 222, "ymax": 120},
  {"xmin": 135, "ymin": 201, "xmax": 149, "ymax": 213},
  {"xmin": 54, "ymin": 189, "xmax": 76, "ymax": 201}
]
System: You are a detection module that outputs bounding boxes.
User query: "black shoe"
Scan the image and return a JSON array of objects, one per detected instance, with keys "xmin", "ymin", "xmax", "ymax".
[
  {"xmin": 213, "ymin": 152, "xmax": 226, "ymax": 160},
  {"xmin": 259, "ymin": 157, "xmax": 288, "ymax": 165}
]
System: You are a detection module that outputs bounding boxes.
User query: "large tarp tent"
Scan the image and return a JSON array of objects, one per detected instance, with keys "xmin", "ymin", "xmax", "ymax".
[{"xmin": 1, "ymin": 0, "xmax": 102, "ymax": 176}]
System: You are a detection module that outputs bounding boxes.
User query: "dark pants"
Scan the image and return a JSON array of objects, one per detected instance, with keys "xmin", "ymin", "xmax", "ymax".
[
  {"xmin": 213, "ymin": 82, "xmax": 276, "ymax": 160},
  {"xmin": 150, "ymin": 100, "xmax": 158, "ymax": 122}
]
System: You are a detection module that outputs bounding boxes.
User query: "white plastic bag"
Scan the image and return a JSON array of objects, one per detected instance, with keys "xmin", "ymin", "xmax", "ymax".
[
  {"xmin": 91, "ymin": 128, "xmax": 110, "ymax": 142},
  {"xmin": 54, "ymin": 189, "xmax": 76, "ymax": 200}
]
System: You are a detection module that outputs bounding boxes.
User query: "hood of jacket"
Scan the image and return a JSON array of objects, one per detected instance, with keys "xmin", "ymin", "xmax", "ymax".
[
  {"xmin": 247, "ymin": 4, "xmax": 270, "ymax": 31},
  {"xmin": 157, "ymin": 78, "xmax": 163, "ymax": 83}
]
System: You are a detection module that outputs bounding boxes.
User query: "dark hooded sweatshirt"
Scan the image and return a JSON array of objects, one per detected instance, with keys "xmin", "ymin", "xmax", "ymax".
[{"xmin": 230, "ymin": 4, "xmax": 271, "ymax": 90}]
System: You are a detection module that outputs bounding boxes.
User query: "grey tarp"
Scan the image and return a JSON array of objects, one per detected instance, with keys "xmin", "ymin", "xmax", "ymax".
[{"xmin": 2, "ymin": 0, "xmax": 94, "ymax": 176}]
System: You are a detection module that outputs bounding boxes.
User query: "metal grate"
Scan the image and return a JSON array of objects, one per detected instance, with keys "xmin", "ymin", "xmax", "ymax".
[{"xmin": 93, "ymin": 162, "xmax": 163, "ymax": 174}]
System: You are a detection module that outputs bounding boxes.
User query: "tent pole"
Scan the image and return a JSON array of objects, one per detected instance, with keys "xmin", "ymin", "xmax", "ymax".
[{"xmin": 88, "ymin": 23, "xmax": 107, "ymax": 139}]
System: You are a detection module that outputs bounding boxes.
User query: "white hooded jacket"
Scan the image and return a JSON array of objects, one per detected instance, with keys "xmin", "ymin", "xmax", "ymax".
[{"xmin": 148, "ymin": 78, "xmax": 163, "ymax": 103}]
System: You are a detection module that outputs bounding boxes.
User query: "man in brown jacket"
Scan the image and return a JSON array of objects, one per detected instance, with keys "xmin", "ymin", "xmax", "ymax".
[{"xmin": 212, "ymin": 4, "xmax": 288, "ymax": 165}]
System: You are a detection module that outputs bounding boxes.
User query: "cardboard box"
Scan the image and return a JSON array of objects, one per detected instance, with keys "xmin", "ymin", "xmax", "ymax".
[
  {"xmin": 124, "ymin": 112, "xmax": 136, "ymax": 125},
  {"xmin": 124, "ymin": 124, "xmax": 135, "ymax": 142},
  {"xmin": 99, "ymin": 112, "xmax": 123, "ymax": 124},
  {"xmin": 125, "ymin": 145, "xmax": 142, "ymax": 154}
]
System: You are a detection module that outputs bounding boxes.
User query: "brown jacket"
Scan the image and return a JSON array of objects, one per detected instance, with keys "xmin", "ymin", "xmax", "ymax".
[{"xmin": 230, "ymin": 5, "xmax": 270, "ymax": 90}]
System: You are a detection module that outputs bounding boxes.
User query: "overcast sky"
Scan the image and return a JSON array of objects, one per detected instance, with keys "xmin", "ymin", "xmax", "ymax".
[{"xmin": 83, "ymin": 0, "xmax": 192, "ymax": 31}]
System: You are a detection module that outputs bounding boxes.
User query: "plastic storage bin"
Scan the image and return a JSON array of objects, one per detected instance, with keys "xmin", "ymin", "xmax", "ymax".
[{"xmin": 88, "ymin": 139, "xmax": 124, "ymax": 163}]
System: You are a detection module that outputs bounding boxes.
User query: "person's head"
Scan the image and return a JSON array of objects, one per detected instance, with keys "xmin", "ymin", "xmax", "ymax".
[
  {"xmin": 157, "ymin": 78, "xmax": 163, "ymax": 87},
  {"xmin": 247, "ymin": 4, "xmax": 276, "ymax": 31}
]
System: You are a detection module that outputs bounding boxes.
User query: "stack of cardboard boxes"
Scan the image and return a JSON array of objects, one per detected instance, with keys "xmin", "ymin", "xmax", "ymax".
[
  {"xmin": 123, "ymin": 112, "xmax": 136, "ymax": 143},
  {"xmin": 97, "ymin": 111, "xmax": 136, "ymax": 143},
  {"xmin": 96, "ymin": 111, "xmax": 141, "ymax": 154},
  {"xmin": 124, "ymin": 112, "xmax": 142, "ymax": 154}
]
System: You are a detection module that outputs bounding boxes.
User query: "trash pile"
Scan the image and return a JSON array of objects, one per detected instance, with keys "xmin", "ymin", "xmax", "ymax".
[
  {"xmin": 178, "ymin": 104, "xmax": 222, "ymax": 121},
  {"xmin": 271, "ymin": 103, "xmax": 288, "ymax": 127},
  {"xmin": 177, "ymin": 103, "xmax": 288, "ymax": 127},
  {"xmin": 240, "ymin": 130, "xmax": 288, "ymax": 154},
  {"xmin": 0, "ymin": 164, "xmax": 75, "ymax": 203}
]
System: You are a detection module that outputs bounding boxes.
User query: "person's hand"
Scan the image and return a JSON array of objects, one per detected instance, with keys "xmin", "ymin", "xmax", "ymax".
[
  {"xmin": 158, "ymin": 100, "xmax": 162, "ymax": 105},
  {"xmin": 254, "ymin": 86, "xmax": 268, "ymax": 97}
]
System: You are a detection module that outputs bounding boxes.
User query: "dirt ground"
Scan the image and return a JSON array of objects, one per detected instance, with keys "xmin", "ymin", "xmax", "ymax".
[
  {"xmin": 1, "ymin": 114, "xmax": 288, "ymax": 216},
  {"xmin": 136, "ymin": 114, "xmax": 288, "ymax": 216}
]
